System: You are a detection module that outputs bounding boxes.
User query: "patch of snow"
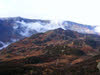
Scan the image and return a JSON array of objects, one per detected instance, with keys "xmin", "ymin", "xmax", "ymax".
[{"xmin": 0, "ymin": 41, "xmax": 10, "ymax": 50}]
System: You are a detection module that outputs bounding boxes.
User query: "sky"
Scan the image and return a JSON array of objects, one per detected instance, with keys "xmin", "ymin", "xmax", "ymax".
[{"xmin": 0, "ymin": 0, "xmax": 100, "ymax": 26}]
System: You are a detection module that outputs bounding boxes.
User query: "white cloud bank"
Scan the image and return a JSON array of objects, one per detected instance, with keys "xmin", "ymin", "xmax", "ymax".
[
  {"xmin": 95, "ymin": 26, "xmax": 100, "ymax": 33},
  {"xmin": 14, "ymin": 20, "xmax": 66, "ymax": 37}
]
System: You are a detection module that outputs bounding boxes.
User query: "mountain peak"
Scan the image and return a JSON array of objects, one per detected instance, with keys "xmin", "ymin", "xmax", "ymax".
[{"xmin": 54, "ymin": 28, "xmax": 64, "ymax": 32}]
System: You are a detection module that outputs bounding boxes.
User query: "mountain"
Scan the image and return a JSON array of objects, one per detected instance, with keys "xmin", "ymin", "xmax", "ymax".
[
  {"xmin": 0, "ymin": 28, "xmax": 100, "ymax": 60},
  {"xmin": 0, "ymin": 28, "xmax": 100, "ymax": 75},
  {"xmin": 0, "ymin": 17, "xmax": 98, "ymax": 50}
]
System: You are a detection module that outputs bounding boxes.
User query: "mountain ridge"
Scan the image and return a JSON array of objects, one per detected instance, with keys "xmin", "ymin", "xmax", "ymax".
[{"xmin": 0, "ymin": 17, "xmax": 99, "ymax": 50}]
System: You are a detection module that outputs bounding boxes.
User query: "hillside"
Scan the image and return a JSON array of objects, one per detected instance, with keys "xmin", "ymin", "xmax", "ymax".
[
  {"xmin": 0, "ymin": 28, "xmax": 100, "ymax": 75},
  {"xmin": 0, "ymin": 28, "xmax": 100, "ymax": 74},
  {"xmin": 1, "ymin": 28, "xmax": 100, "ymax": 60}
]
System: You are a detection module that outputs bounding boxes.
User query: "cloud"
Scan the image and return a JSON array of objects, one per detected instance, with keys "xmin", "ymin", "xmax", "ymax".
[
  {"xmin": 14, "ymin": 20, "xmax": 66, "ymax": 37},
  {"xmin": 95, "ymin": 26, "xmax": 100, "ymax": 33}
]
